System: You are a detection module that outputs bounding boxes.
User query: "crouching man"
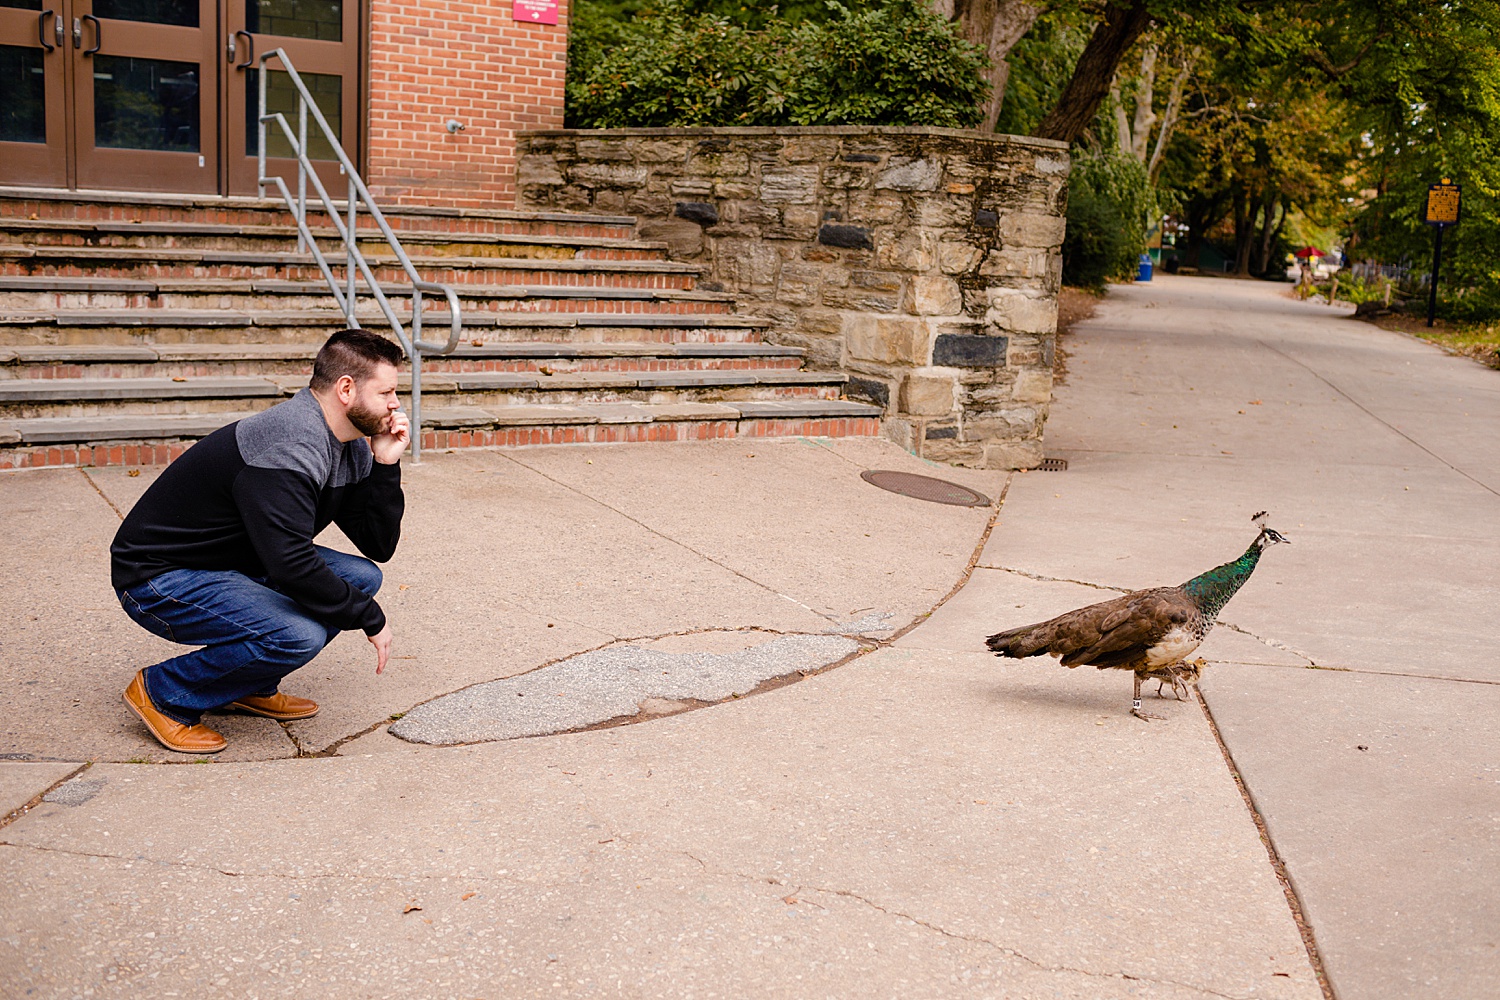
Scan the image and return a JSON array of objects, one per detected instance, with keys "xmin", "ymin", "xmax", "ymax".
[{"xmin": 111, "ymin": 330, "xmax": 409, "ymax": 753}]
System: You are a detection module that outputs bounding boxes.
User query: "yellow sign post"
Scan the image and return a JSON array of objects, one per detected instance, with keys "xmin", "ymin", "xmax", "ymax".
[{"xmin": 1422, "ymin": 179, "xmax": 1462, "ymax": 326}]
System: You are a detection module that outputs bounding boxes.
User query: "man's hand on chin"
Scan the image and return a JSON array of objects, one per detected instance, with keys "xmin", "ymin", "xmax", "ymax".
[{"xmin": 371, "ymin": 410, "xmax": 411, "ymax": 465}]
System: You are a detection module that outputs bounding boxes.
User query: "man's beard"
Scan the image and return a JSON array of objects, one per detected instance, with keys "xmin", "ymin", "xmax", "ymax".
[{"xmin": 348, "ymin": 399, "xmax": 390, "ymax": 437}]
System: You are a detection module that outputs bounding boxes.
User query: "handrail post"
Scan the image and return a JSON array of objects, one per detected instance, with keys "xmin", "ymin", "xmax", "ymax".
[
  {"xmin": 296, "ymin": 97, "xmax": 308, "ymax": 254},
  {"xmin": 346, "ymin": 174, "xmax": 357, "ymax": 328},
  {"xmin": 256, "ymin": 65, "xmax": 268, "ymax": 196},
  {"xmin": 410, "ymin": 286, "xmax": 423, "ymax": 463},
  {"xmin": 410, "ymin": 341, "xmax": 424, "ymax": 465}
]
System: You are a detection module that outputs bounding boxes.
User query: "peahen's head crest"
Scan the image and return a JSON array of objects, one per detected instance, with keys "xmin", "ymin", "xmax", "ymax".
[{"xmin": 1251, "ymin": 511, "xmax": 1290, "ymax": 547}]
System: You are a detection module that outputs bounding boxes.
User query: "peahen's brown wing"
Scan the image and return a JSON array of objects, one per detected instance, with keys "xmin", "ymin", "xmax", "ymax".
[{"xmin": 985, "ymin": 587, "xmax": 1195, "ymax": 668}]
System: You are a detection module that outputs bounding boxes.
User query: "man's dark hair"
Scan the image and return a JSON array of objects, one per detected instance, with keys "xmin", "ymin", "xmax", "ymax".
[{"xmin": 310, "ymin": 330, "xmax": 404, "ymax": 391}]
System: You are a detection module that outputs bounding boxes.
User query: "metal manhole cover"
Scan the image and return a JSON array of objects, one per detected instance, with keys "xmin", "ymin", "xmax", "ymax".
[{"xmin": 860, "ymin": 470, "xmax": 991, "ymax": 507}]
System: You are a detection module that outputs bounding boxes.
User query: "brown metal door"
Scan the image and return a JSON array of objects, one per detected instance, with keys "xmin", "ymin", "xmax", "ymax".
[
  {"xmin": 224, "ymin": 0, "xmax": 358, "ymax": 197},
  {"xmin": 70, "ymin": 0, "xmax": 218, "ymax": 192},
  {"xmin": 0, "ymin": 0, "xmax": 70, "ymax": 186}
]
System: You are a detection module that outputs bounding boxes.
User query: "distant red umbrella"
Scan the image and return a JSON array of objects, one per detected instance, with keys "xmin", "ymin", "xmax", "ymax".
[{"xmin": 1293, "ymin": 246, "xmax": 1326, "ymax": 259}]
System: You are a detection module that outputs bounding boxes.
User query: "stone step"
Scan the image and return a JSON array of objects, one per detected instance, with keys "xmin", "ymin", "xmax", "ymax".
[
  {"xmin": 0, "ymin": 187, "xmax": 638, "ymax": 240},
  {"xmin": 0, "ymin": 218, "xmax": 671, "ymax": 262},
  {"xmin": 0, "ymin": 245, "xmax": 704, "ymax": 290},
  {"xmin": 1, "ymin": 289, "xmax": 732, "ymax": 321},
  {"xmin": 0, "ymin": 275, "xmax": 736, "ymax": 313},
  {"xmin": 0, "ymin": 398, "xmax": 883, "ymax": 470},
  {"xmin": 0, "ymin": 341, "xmax": 806, "ymax": 379},
  {"xmin": 0, "ymin": 310, "xmax": 773, "ymax": 348},
  {"xmin": 0, "ymin": 368, "xmax": 846, "ymax": 419}
]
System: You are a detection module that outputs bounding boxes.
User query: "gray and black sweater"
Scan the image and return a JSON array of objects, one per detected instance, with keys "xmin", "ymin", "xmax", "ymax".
[{"xmin": 111, "ymin": 389, "xmax": 403, "ymax": 635}]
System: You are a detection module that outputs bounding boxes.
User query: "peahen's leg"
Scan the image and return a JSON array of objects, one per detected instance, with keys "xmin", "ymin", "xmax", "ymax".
[{"xmin": 1131, "ymin": 672, "xmax": 1165, "ymax": 721}]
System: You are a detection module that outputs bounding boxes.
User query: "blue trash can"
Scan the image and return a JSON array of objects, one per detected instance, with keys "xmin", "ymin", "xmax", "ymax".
[{"xmin": 1136, "ymin": 253, "xmax": 1153, "ymax": 282}]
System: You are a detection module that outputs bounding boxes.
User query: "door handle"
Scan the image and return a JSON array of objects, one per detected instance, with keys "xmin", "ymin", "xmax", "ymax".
[
  {"xmin": 38, "ymin": 10, "xmax": 56, "ymax": 51},
  {"xmin": 234, "ymin": 30, "xmax": 253, "ymax": 70},
  {"xmin": 80, "ymin": 13, "xmax": 101, "ymax": 56}
]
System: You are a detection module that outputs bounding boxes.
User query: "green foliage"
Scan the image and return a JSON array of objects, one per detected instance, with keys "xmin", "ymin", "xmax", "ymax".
[
  {"xmin": 1062, "ymin": 150, "xmax": 1153, "ymax": 290},
  {"xmin": 1323, "ymin": 1, "xmax": 1500, "ymax": 320},
  {"xmin": 565, "ymin": 2, "xmax": 790, "ymax": 127},
  {"xmin": 565, "ymin": 0, "xmax": 989, "ymax": 129},
  {"xmin": 780, "ymin": 1, "xmax": 991, "ymax": 127},
  {"xmin": 994, "ymin": 6, "xmax": 1092, "ymax": 137}
]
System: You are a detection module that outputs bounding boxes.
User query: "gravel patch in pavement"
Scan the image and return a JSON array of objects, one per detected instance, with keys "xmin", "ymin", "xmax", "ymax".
[
  {"xmin": 43, "ymin": 778, "xmax": 107, "ymax": 807},
  {"xmin": 389, "ymin": 633, "xmax": 862, "ymax": 745}
]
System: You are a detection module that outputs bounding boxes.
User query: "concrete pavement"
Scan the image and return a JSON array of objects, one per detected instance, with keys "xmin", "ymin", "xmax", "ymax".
[
  {"xmin": 1000, "ymin": 275, "xmax": 1500, "ymax": 1000},
  {"xmin": 1, "ymin": 273, "xmax": 1494, "ymax": 998}
]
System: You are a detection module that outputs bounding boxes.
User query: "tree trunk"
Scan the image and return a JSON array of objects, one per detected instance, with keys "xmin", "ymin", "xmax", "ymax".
[
  {"xmin": 1128, "ymin": 42, "xmax": 1158, "ymax": 162},
  {"xmin": 1231, "ymin": 185, "xmax": 1256, "ymax": 276},
  {"xmin": 1146, "ymin": 47, "xmax": 1196, "ymax": 184},
  {"xmin": 946, "ymin": 0, "xmax": 1040, "ymax": 131},
  {"xmin": 1251, "ymin": 194, "xmax": 1283, "ymax": 275},
  {"xmin": 1033, "ymin": 0, "xmax": 1154, "ymax": 145}
]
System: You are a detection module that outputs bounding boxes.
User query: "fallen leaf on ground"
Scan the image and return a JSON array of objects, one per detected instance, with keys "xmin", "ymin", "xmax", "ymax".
[
  {"xmin": 127, "ymin": 470, "xmax": 141, "ymax": 477},
  {"xmin": 403, "ymin": 902, "xmax": 422, "ymax": 914},
  {"xmin": 461, "ymin": 892, "xmax": 476, "ymax": 901}
]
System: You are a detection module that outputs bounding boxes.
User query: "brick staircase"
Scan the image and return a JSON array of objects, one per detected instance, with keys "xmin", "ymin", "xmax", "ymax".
[{"xmin": 0, "ymin": 189, "xmax": 880, "ymax": 470}]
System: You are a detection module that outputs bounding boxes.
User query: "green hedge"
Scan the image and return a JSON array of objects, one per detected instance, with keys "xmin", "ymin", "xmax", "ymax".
[
  {"xmin": 565, "ymin": 0, "xmax": 989, "ymax": 129},
  {"xmin": 1062, "ymin": 151, "xmax": 1152, "ymax": 291}
]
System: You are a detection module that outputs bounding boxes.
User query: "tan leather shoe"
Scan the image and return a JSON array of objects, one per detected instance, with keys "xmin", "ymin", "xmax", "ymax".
[
  {"xmin": 229, "ymin": 691, "xmax": 319, "ymax": 720},
  {"xmin": 122, "ymin": 670, "xmax": 226, "ymax": 754}
]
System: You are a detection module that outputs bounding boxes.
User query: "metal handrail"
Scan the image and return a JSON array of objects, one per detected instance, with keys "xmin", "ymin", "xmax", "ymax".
[{"xmin": 256, "ymin": 47, "xmax": 460, "ymax": 462}]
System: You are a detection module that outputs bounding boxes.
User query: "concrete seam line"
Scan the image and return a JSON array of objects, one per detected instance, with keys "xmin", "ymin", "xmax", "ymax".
[
  {"xmin": 495, "ymin": 450, "xmax": 839, "ymax": 625},
  {"xmin": 683, "ymin": 852, "xmax": 1257, "ymax": 1000},
  {"xmin": 978, "ymin": 563, "xmax": 1130, "ymax": 593},
  {"xmin": 882, "ymin": 472, "xmax": 1013, "ymax": 646},
  {"xmin": 1258, "ymin": 338, "xmax": 1499, "ymax": 499},
  {"xmin": 79, "ymin": 467, "xmax": 126, "ymax": 520},
  {"xmin": 0, "ymin": 761, "xmax": 93, "ymax": 832},
  {"xmin": 1196, "ymin": 689, "xmax": 1338, "ymax": 1000}
]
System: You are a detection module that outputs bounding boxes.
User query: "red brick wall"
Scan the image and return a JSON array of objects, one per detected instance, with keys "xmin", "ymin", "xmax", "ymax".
[{"xmin": 365, "ymin": 0, "xmax": 569, "ymax": 209}]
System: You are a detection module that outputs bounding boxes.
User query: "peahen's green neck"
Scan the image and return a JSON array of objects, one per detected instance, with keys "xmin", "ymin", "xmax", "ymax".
[{"xmin": 1182, "ymin": 538, "xmax": 1266, "ymax": 620}]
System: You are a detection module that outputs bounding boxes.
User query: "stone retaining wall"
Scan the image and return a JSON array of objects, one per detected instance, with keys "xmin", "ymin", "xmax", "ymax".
[{"xmin": 514, "ymin": 126, "xmax": 1068, "ymax": 468}]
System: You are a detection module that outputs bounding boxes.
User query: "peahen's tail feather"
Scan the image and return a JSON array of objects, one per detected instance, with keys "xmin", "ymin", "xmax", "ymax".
[{"xmin": 986, "ymin": 621, "xmax": 1065, "ymax": 658}]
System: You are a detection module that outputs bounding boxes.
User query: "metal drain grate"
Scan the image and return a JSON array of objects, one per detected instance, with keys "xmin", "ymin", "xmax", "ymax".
[
  {"xmin": 1038, "ymin": 457, "xmax": 1069, "ymax": 471},
  {"xmin": 860, "ymin": 470, "xmax": 991, "ymax": 507}
]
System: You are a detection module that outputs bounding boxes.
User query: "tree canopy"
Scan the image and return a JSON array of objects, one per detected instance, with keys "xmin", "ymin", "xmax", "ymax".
[{"xmin": 564, "ymin": 0, "xmax": 1500, "ymax": 316}]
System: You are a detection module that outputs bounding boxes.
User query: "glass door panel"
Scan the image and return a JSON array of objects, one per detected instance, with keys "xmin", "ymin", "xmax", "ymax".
[
  {"xmin": 0, "ymin": 0, "xmax": 69, "ymax": 186},
  {"xmin": 70, "ymin": 0, "xmax": 217, "ymax": 191},
  {"xmin": 0, "ymin": 0, "xmax": 360, "ymax": 195},
  {"xmin": 225, "ymin": 0, "xmax": 356, "ymax": 196}
]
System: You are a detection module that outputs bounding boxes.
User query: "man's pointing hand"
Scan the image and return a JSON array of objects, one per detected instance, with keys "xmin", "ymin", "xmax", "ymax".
[{"xmin": 369, "ymin": 623, "xmax": 393, "ymax": 674}]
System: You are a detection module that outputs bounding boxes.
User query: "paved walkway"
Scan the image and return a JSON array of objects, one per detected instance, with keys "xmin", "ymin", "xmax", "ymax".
[{"xmin": 2, "ymin": 274, "xmax": 1494, "ymax": 998}]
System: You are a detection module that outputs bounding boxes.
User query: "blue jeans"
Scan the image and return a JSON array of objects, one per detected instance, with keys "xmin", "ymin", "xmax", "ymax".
[{"xmin": 116, "ymin": 546, "xmax": 382, "ymax": 725}]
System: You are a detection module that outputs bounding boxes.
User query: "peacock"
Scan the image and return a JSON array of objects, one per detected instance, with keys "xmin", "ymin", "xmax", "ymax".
[{"xmin": 985, "ymin": 513, "xmax": 1290, "ymax": 720}]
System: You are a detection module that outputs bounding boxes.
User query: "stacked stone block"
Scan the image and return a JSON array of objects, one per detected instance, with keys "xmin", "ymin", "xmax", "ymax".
[{"xmin": 515, "ymin": 126, "xmax": 1069, "ymax": 468}]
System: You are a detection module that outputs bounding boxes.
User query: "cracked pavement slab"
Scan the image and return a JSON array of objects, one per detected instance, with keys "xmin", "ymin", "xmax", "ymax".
[
  {"xmin": 1, "ymin": 642, "xmax": 1317, "ymax": 999},
  {"xmin": 3, "ymin": 437, "xmax": 996, "ymax": 762},
  {"xmin": 389, "ymin": 632, "xmax": 863, "ymax": 745}
]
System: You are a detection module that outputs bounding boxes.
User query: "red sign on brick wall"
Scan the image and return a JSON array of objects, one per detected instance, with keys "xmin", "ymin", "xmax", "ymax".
[{"xmin": 513, "ymin": 0, "xmax": 558, "ymax": 24}]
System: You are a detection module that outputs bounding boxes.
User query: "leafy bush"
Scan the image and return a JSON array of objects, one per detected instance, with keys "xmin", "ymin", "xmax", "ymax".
[
  {"xmin": 1062, "ymin": 150, "xmax": 1152, "ymax": 290},
  {"xmin": 565, "ymin": 0, "xmax": 988, "ymax": 129},
  {"xmin": 780, "ymin": 1, "xmax": 990, "ymax": 128}
]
